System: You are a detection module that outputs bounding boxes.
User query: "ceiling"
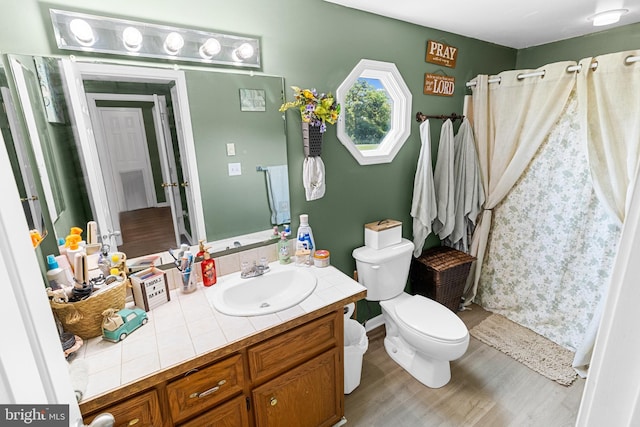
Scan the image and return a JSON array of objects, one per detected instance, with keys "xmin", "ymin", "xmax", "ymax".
[{"xmin": 324, "ymin": 0, "xmax": 640, "ymax": 49}]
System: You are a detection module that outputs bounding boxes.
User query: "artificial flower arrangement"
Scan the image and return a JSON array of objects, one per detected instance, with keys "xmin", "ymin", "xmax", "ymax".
[{"xmin": 279, "ymin": 86, "xmax": 340, "ymax": 133}]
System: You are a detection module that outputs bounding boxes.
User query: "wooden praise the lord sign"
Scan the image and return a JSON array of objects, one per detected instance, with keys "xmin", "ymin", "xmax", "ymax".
[
  {"xmin": 426, "ymin": 40, "xmax": 458, "ymax": 68},
  {"xmin": 424, "ymin": 73, "xmax": 455, "ymax": 97}
]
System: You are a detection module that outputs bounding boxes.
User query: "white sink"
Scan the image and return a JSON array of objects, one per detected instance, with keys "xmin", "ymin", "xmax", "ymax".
[{"xmin": 209, "ymin": 267, "xmax": 317, "ymax": 316}]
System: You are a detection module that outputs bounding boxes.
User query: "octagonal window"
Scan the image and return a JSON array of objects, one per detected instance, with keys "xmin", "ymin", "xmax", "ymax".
[{"xmin": 337, "ymin": 60, "xmax": 412, "ymax": 165}]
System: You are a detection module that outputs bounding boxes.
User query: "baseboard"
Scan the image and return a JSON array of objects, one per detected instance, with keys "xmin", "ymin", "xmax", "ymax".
[{"xmin": 364, "ymin": 314, "xmax": 384, "ymax": 333}]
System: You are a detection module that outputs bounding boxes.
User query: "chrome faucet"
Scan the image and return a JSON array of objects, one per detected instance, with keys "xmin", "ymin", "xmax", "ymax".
[{"xmin": 240, "ymin": 260, "xmax": 269, "ymax": 279}]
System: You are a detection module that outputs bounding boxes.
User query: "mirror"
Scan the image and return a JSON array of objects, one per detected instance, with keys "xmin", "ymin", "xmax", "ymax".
[
  {"xmin": 0, "ymin": 60, "xmax": 48, "ymax": 245},
  {"xmin": 336, "ymin": 59, "xmax": 412, "ymax": 165},
  {"xmin": 8, "ymin": 54, "xmax": 289, "ymax": 260}
]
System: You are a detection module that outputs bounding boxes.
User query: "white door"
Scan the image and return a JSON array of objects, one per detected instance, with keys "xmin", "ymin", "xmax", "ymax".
[{"xmin": 60, "ymin": 59, "xmax": 120, "ymax": 250}]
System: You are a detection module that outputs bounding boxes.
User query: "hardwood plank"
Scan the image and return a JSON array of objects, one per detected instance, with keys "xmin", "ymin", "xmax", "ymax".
[{"xmin": 344, "ymin": 304, "xmax": 585, "ymax": 426}]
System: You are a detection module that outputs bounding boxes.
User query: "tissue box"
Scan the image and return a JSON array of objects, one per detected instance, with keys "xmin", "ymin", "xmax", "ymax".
[
  {"xmin": 365, "ymin": 219, "xmax": 402, "ymax": 249},
  {"xmin": 130, "ymin": 267, "xmax": 170, "ymax": 311}
]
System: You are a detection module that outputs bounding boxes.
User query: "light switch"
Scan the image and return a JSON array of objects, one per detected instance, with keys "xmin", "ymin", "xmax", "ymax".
[
  {"xmin": 228, "ymin": 162, "xmax": 242, "ymax": 176},
  {"xmin": 226, "ymin": 143, "xmax": 236, "ymax": 156}
]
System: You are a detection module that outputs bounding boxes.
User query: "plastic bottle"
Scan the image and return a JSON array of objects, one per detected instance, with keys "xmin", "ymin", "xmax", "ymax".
[
  {"xmin": 65, "ymin": 234, "xmax": 83, "ymax": 268},
  {"xmin": 296, "ymin": 214, "xmax": 315, "ymax": 266},
  {"xmin": 201, "ymin": 249, "xmax": 217, "ymax": 287},
  {"xmin": 278, "ymin": 232, "xmax": 291, "ymax": 264},
  {"xmin": 46, "ymin": 254, "xmax": 68, "ymax": 290}
]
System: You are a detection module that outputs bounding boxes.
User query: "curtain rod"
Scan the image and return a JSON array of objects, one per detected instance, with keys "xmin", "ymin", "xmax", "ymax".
[
  {"xmin": 465, "ymin": 54, "xmax": 640, "ymax": 87},
  {"xmin": 415, "ymin": 112, "xmax": 464, "ymax": 123}
]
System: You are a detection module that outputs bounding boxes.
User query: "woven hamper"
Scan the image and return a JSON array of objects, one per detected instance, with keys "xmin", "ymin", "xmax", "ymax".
[
  {"xmin": 50, "ymin": 279, "xmax": 128, "ymax": 340},
  {"xmin": 410, "ymin": 246, "xmax": 475, "ymax": 312}
]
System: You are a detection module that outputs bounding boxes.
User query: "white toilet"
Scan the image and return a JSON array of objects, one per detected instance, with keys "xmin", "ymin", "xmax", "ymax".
[{"xmin": 353, "ymin": 238, "xmax": 469, "ymax": 388}]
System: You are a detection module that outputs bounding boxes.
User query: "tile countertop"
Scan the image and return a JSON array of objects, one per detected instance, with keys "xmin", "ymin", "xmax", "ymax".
[{"xmin": 72, "ymin": 262, "xmax": 367, "ymax": 401}]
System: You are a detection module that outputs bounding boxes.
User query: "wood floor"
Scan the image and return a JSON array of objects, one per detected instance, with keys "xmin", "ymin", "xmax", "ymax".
[
  {"xmin": 118, "ymin": 207, "xmax": 177, "ymax": 258},
  {"xmin": 344, "ymin": 304, "xmax": 585, "ymax": 427}
]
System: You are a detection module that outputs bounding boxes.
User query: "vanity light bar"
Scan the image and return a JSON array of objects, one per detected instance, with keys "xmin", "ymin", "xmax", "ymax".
[{"xmin": 49, "ymin": 9, "xmax": 261, "ymax": 69}]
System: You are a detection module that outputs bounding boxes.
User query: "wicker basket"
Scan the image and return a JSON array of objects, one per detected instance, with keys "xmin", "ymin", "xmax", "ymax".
[
  {"xmin": 410, "ymin": 246, "xmax": 476, "ymax": 312},
  {"xmin": 50, "ymin": 279, "xmax": 128, "ymax": 339}
]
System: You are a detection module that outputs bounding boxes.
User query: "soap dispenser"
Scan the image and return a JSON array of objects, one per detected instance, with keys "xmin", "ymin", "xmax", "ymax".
[{"xmin": 278, "ymin": 232, "xmax": 291, "ymax": 264}]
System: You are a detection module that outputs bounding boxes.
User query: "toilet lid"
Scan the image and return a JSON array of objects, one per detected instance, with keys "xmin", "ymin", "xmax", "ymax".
[{"xmin": 395, "ymin": 295, "xmax": 468, "ymax": 342}]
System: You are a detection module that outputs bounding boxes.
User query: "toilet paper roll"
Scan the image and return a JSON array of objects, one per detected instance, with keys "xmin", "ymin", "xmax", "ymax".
[{"xmin": 344, "ymin": 303, "xmax": 356, "ymax": 319}]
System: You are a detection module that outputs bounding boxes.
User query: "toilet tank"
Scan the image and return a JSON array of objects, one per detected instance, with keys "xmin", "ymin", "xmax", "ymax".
[{"xmin": 352, "ymin": 239, "xmax": 414, "ymax": 301}]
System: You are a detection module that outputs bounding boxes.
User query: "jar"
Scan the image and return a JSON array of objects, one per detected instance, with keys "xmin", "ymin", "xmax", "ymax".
[{"xmin": 313, "ymin": 250, "xmax": 330, "ymax": 268}]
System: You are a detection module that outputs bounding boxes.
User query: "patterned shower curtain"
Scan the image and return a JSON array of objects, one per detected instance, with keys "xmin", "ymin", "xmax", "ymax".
[{"xmin": 476, "ymin": 94, "xmax": 621, "ymax": 354}]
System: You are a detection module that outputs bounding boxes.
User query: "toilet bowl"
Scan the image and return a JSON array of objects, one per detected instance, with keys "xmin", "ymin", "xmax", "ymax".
[{"xmin": 352, "ymin": 239, "xmax": 469, "ymax": 388}]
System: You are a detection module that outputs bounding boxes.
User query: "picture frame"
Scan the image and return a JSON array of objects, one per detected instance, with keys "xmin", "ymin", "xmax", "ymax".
[{"xmin": 239, "ymin": 88, "xmax": 266, "ymax": 112}]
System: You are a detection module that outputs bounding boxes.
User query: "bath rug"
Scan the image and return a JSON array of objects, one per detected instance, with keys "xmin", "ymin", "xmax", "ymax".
[{"xmin": 469, "ymin": 314, "xmax": 577, "ymax": 386}]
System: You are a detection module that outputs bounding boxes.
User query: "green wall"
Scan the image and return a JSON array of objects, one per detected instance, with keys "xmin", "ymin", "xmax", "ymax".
[
  {"xmin": 0, "ymin": 0, "xmax": 518, "ymax": 320},
  {"xmin": 517, "ymin": 22, "xmax": 640, "ymax": 68}
]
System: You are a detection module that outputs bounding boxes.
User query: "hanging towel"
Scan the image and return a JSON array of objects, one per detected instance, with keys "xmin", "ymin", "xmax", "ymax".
[
  {"xmin": 433, "ymin": 119, "xmax": 456, "ymax": 240},
  {"xmin": 447, "ymin": 118, "xmax": 485, "ymax": 252},
  {"xmin": 303, "ymin": 156, "xmax": 325, "ymax": 201},
  {"xmin": 265, "ymin": 165, "xmax": 291, "ymax": 225},
  {"xmin": 410, "ymin": 120, "xmax": 438, "ymax": 257}
]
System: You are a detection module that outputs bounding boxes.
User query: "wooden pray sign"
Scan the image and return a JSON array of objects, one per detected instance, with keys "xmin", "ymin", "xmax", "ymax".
[
  {"xmin": 426, "ymin": 40, "xmax": 458, "ymax": 68},
  {"xmin": 423, "ymin": 73, "xmax": 455, "ymax": 97}
]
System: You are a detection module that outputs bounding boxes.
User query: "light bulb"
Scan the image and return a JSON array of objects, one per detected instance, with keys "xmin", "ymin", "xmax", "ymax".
[
  {"xmin": 233, "ymin": 43, "xmax": 254, "ymax": 61},
  {"xmin": 199, "ymin": 38, "xmax": 221, "ymax": 59},
  {"xmin": 164, "ymin": 32, "xmax": 184, "ymax": 55},
  {"xmin": 69, "ymin": 18, "xmax": 95, "ymax": 46},
  {"xmin": 122, "ymin": 27, "xmax": 143, "ymax": 51}
]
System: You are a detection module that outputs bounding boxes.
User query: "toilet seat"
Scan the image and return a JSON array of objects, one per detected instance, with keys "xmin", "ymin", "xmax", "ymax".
[{"xmin": 394, "ymin": 295, "xmax": 468, "ymax": 344}]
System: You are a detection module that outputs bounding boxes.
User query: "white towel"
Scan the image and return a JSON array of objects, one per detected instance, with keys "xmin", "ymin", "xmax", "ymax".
[
  {"xmin": 447, "ymin": 118, "xmax": 485, "ymax": 252},
  {"xmin": 410, "ymin": 120, "xmax": 438, "ymax": 257},
  {"xmin": 303, "ymin": 156, "xmax": 325, "ymax": 201},
  {"xmin": 433, "ymin": 119, "xmax": 456, "ymax": 240},
  {"xmin": 264, "ymin": 165, "xmax": 291, "ymax": 225}
]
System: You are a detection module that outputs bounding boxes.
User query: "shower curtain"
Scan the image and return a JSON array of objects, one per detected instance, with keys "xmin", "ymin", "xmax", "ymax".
[{"xmin": 465, "ymin": 49, "xmax": 640, "ymax": 375}]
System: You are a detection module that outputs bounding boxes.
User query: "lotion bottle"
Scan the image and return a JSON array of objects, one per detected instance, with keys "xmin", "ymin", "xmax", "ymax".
[
  {"xmin": 46, "ymin": 255, "xmax": 68, "ymax": 289},
  {"xmin": 278, "ymin": 232, "xmax": 291, "ymax": 264},
  {"xmin": 201, "ymin": 249, "xmax": 217, "ymax": 287}
]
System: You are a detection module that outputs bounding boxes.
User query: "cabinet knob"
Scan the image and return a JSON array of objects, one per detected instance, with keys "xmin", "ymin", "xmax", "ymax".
[
  {"xmin": 270, "ymin": 397, "xmax": 278, "ymax": 406},
  {"xmin": 128, "ymin": 419, "xmax": 140, "ymax": 426}
]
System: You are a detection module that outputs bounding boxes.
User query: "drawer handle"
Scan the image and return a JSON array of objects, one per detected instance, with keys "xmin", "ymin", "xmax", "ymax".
[
  {"xmin": 128, "ymin": 419, "xmax": 140, "ymax": 426},
  {"xmin": 270, "ymin": 397, "xmax": 278, "ymax": 406},
  {"xmin": 188, "ymin": 379, "xmax": 227, "ymax": 399}
]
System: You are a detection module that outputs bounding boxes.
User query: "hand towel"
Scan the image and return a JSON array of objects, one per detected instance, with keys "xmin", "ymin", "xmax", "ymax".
[
  {"xmin": 410, "ymin": 120, "xmax": 438, "ymax": 257},
  {"xmin": 303, "ymin": 156, "xmax": 325, "ymax": 201},
  {"xmin": 433, "ymin": 119, "xmax": 456, "ymax": 240},
  {"xmin": 264, "ymin": 165, "xmax": 291, "ymax": 225}
]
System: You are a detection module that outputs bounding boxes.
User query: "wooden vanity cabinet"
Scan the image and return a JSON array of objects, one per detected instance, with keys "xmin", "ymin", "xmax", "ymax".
[{"xmin": 81, "ymin": 306, "xmax": 348, "ymax": 427}]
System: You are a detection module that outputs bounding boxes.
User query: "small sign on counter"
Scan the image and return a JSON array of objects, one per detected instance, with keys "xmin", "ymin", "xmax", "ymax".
[{"xmin": 130, "ymin": 267, "xmax": 170, "ymax": 311}]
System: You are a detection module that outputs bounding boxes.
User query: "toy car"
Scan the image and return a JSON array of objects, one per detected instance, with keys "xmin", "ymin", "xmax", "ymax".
[{"xmin": 102, "ymin": 308, "xmax": 148, "ymax": 342}]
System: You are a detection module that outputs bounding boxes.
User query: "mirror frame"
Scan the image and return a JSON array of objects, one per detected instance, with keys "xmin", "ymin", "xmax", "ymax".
[{"xmin": 336, "ymin": 59, "xmax": 412, "ymax": 165}]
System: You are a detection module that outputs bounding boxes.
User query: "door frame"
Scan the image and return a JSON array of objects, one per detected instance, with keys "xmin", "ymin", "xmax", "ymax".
[{"xmin": 60, "ymin": 59, "xmax": 205, "ymax": 250}]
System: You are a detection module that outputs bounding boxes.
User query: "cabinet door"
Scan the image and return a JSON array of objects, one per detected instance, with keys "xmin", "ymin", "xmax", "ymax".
[
  {"xmin": 179, "ymin": 395, "xmax": 249, "ymax": 427},
  {"xmin": 252, "ymin": 348, "xmax": 342, "ymax": 427},
  {"xmin": 84, "ymin": 390, "xmax": 163, "ymax": 427}
]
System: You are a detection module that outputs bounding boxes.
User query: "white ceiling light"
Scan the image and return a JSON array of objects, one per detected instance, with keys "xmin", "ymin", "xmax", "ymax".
[
  {"xmin": 69, "ymin": 18, "xmax": 95, "ymax": 46},
  {"xmin": 122, "ymin": 26, "xmax": 143, "ymax": 51},
  {"xmin": 589, "ymin": 9, "xmax": 629, "ymax": 26},
  {"xmin": 49, "ymin": 9, "xmax": 261, "ymax": 68},
  {"xmin": 199, "ymin": 38, "xmax": 221, "ymax": 59}
]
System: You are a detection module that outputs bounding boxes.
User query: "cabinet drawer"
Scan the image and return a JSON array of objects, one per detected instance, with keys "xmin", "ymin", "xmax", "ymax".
[
  {"xmin": 179, "ymin": 395, "xmax": 249, "ymax": 427},
  {"xmin": 167, "ymin": 354, "xmax": 244, "ymax": 423},
  {"xmin": 248, "ymin": 311, "xmax": 339, "ymax": 383},
  {"xmin": 252, "ymin": 348, "xmax": 341, "ymax": 427},
  {"xmin": 84, "ymin": 390, "xmax": 162, "ymax": 427}
]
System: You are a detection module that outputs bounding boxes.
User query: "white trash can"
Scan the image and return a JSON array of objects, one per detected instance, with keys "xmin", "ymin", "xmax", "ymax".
[{"xmin": 344, "ymin": 318, "xmax": 368, "ymax": 394}]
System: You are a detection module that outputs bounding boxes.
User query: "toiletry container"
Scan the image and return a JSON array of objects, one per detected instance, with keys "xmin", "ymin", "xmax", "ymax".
[
  {"xmin": 46, "ymin": 254, "xmax": 68, "ymax": 290},
  {"xmin": 201, "ymin": 249, "xmax": 217, "ymax": 287},
  {"xmin": 278, "ymin": 232, "xmax": 291, "ymax": 264},
  {"xmin": 295, "ymin": 214, "xmax": 315, "ymax": 266},
  {"xmin": 65, "ymin": 234, "xmax": 83, "ymax": 268}
]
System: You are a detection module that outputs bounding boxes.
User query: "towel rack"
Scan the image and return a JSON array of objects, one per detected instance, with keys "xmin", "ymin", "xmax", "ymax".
[
  {"xmin": 415, "ymin": 112, "xmax": 464, "ymax": 123},
  {"xmin": 256, "ymin": 166, "xmax": 268, "ymax": 172}
]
